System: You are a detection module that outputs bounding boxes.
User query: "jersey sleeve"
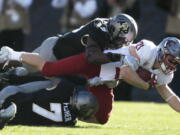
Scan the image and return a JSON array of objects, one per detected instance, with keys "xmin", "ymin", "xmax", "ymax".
[
  {"xmin": 156, "ymin": 72, "xmax": 174, "ymax": 85},
  {"xmin": 104, "ymin": 46, "xmax": 130, "ymax": 55}
]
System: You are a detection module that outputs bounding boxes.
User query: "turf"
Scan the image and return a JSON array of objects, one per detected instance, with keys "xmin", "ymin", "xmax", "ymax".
[{"xmin": 1, "ymin": 102, "xmax": 180, "ymax": 135}]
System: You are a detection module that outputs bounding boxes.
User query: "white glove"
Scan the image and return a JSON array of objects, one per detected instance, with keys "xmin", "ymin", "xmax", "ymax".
[
  {"xmin": 104, "ymin": 80, "xmax": 119, "ymax": 88},
  {"xmin": 88, "ymin": 77, "xmax": 119, "ymax": 88},
  {"xmin": 0, "ymin": 46, "xmax": 24, "ymax": 63},
  {"xmin": 88, "ymin": 77, "xmax": 103, "ymax": 86}
]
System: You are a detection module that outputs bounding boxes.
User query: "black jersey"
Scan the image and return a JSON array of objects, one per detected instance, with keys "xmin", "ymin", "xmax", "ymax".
[
  {"xmin": 8, "ymin": 79, "xmax": 84, "ymax": 126},
  {"xmin": 53, "ymin": 18, "xmax": 111, "ymax": 59}
]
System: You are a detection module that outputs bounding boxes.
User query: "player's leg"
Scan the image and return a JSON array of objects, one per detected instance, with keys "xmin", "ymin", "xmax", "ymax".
[
  {"xmin": 0, "ymin": 36, "xmax": 60, "ymax": 75},
  {"xmin": 23, "ymin": 36, "xmax": 59, "ymax": 73},
  {"xmin": 0, "ymin": 103, "xmax": 16, "ymax": 129},
  {"xmin": 0, "ymin": 79, "xmax": 60, "ymax": 106},
  {"xmin": 88, "ymin": 86, "xmax": 114, "ymax": 124},
  {"xmin": 32, "ymin": 36, "xmax": 58, "ymax": 62}
]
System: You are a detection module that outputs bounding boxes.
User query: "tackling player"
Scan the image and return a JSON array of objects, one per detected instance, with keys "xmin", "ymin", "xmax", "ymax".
[
  {"xmin": 30, "ymin": 13, "xmax": 138, "ymax": 65},
  {"xmin": 0, "ymin": 75, "xmax": 99, "ymax": 129}
]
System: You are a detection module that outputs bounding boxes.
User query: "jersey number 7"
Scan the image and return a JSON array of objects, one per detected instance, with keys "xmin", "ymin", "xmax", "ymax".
[{"xmin": 32, "ymin": 103, "xmax": 63, "ymax": 122}]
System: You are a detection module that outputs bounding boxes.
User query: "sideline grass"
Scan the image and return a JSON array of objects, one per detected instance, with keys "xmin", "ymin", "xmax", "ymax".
[{"xmin": 1, "ymin": 102, "xmax": 180, "ymax": 135}]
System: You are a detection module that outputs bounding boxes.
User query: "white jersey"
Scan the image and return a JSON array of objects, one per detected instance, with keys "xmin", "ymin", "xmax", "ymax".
[{"xmin": 97, "ymin": 39, "xmax": 174, "ymax": 86}]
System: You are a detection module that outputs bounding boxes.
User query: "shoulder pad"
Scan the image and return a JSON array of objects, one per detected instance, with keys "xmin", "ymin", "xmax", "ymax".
[
  {"xmin": 140, "ymin": 39, "xmax": 156, "ymax": 48},
  {"xmin": 134, "ymin": 39, "xmax": 156, "ymax": 66}
]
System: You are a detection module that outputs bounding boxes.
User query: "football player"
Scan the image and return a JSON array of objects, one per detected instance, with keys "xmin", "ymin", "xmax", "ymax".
[
  {"xmin": 30, "ymin": 13, "xmax": 138, "ymax": 65},
  {"xmin": 0, "ymin": 75, "xmax": 99, "ymax": 129},
  {"xmin": 0, "ymin": 37, "xmax": 179, "ymax": 125}
]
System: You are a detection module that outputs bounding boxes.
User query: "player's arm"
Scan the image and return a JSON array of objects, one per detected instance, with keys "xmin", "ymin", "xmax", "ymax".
[
  {"xmin": 119, "ymin": 54, "xmax": 152, "ymax": 90},
  {"xmin": 156, "ymin": 84, "xmax": 180, "ymax": 112},
  {"xmin": 85, "ymin": 37, "xmax": 121, "ymax": 64},
  {"xmin": 120, "ymin": 65, "xmax": 149, "ymax": 90},
  {"xmin": 120, "ymin": 41, "xmax": 158, "ymax": 90}
]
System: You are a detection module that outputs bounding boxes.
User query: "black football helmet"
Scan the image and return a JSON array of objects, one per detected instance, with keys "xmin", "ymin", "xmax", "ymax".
[
  {"xmin": 107, "ymin": 13, "xmax": 138, "ymax": 48},
  {"xmin": 70, "ymin": 86, "xmax": 99, "ymax": 120}
]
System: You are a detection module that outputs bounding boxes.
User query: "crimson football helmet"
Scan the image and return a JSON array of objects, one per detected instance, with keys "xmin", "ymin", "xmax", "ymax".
[
  {"xmin": 108, "ymin": 13, "xmax": 138, "ymax": 48},
  {"xmin": 157, "ymin": 37, "xmax": 180, "ymax": 74}
]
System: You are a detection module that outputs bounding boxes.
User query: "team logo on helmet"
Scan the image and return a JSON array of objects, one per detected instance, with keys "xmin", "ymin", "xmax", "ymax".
[{"xmin": 119, "ymin": 22, "xmax": 129, "ymax": 35}]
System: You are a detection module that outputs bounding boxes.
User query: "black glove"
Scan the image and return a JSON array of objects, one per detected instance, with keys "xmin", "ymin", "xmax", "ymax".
[{"xmin": 105, "ymin": 52, "xmax": 122, "ymax": 62}]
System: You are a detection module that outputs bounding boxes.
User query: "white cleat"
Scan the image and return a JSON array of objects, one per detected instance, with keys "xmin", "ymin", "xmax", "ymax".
[{"xmin": 0, "ymin": 46, "xmax": 12, "ymax": 63}]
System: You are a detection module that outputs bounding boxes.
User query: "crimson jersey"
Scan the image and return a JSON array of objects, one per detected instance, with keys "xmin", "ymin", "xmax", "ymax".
[{"xmin": 42, "ymin": 53, "xmax": 114, "ymax": 124}]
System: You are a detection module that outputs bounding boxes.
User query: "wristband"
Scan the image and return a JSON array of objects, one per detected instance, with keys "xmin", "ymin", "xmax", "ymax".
[
  {"xmin": 165, "ymin": 95, "xmax": 175, "ymax": 102},
  {"xmin": 148, "ymin": 74, "xmax": 157, "ymax": 90},
  {"xmin": 105, "ymin": 52, "xmax": 121, "ymax": 62}
]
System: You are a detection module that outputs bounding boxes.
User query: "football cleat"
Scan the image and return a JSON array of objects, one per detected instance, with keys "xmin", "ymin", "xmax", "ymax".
[
  {"xmin": 0, "ymin": 46, "xmax": 12, "ymax": 63},
  {"xmin": 0, "ymin": 103, "xmax": 17, "ymax": 129}
]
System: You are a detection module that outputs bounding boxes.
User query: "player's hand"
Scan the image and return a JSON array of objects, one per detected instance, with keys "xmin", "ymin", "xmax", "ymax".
[
  {"xmin": 148, "ymin": 73, "xmax": 157, "ymax": 90},
  {"xmin": 0, "ymin": 46, "xmax": 14, "ymax": 63}
]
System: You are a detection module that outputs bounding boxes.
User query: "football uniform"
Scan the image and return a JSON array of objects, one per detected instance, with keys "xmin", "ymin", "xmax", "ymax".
[
  {"xmin": 132, "ymin": 40, "xmax": 174, "ymax": 85},
  {"xmin": 53, "ymin": 18, "xmax": 110, "ymax": 59},
  {"xmin": 104, "ymin": 39, "xmax": 174, "ymax": 85},
  {"xmin": 33, "ymin": 18, "xmax": 111, "ymax": 61},
  {"xmin": 6, "ymin": 78, "xmax": 80, "ymax": 126}
]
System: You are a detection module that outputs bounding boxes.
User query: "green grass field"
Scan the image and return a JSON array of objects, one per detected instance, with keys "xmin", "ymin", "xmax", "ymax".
[{"xmin": 1, "ymin": 102, "xmax": 180, "ymax": 135}]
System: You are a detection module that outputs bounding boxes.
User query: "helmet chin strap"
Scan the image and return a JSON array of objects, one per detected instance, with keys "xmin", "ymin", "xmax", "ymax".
[
  {"xmin": 160, "ymin": 62, "xmax": 167, "ymax": 73},
  {"xmin": 160, "ymin": 62, "xmax": 174, "ymax": 74},
  {"xmin": 157, "ymin": 49, "xmax": 171, "ymax": 74}
]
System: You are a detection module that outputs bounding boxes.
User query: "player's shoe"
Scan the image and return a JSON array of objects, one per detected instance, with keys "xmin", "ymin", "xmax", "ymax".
[
  {"xmin": 0, "ymin": 103, "xmax": 17, "ymax": 129},
  {"xmin": 0, "ymin": 46, "xmax": 13, "ymax": 63}
]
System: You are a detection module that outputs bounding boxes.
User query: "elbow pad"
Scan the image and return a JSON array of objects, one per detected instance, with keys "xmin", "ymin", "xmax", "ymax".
[{"xmin": 123, "ymin": 55, "xmax": 139, "ymax": 71}]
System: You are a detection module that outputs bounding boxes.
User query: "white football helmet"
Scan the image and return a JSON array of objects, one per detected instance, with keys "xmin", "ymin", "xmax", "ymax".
[{"xmin": 157, "ymin": 37, "xmax": 180, "ymax": 74}]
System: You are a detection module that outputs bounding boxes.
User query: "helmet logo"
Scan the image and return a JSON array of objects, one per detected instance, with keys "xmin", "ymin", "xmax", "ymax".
[{"xmin": 119, "ymin": 22, "xmax": 129, "ymax": 34}]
